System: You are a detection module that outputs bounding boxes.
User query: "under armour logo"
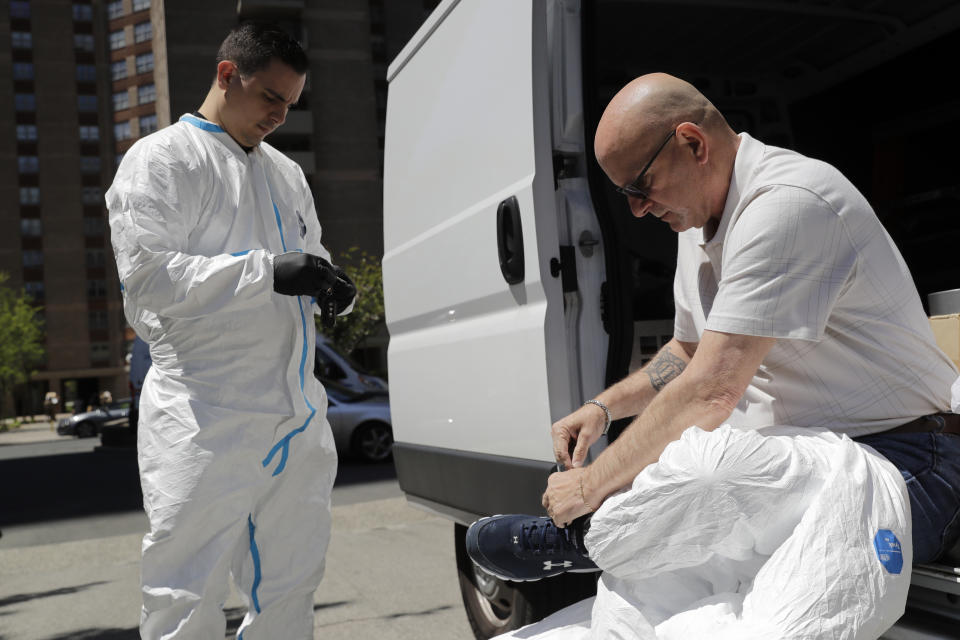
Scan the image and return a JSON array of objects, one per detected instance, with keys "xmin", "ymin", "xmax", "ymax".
[
  {"xmin": 512, "ymin": 536, "xmax": 519, "ymax": 545},
  {"xmin": 543, "ymin": 560, "xmax": 572, "ymax": 570}
]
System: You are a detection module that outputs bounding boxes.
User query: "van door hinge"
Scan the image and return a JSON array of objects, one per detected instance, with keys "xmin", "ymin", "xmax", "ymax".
[
  {"xmin": 549, "ymin": 245, "xmax": 578, "ymax": 293},
  {"xmin": 552, "ymin": 150, "xmax": 579, "ymax": 190}
]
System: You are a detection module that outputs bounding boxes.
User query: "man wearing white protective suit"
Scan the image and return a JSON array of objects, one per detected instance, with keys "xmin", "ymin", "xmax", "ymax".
[
  {"xmin": 468, "ymin": 74, "xmax": 960, "ymax": 631},
  {"xmin": 107, "ymin": 22, "xmax": 355, "ymax": 639}
]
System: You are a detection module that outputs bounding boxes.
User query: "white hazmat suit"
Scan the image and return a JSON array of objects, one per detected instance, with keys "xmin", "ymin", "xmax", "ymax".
[{"xmin": 107, "ymin": 114, "xmax": 340, "ymax": 639}]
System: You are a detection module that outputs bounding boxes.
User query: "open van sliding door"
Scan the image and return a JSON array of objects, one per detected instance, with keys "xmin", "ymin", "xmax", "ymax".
[{"xmin": 383, "ymin": 0, "xmax": 573, "ymax": 521}]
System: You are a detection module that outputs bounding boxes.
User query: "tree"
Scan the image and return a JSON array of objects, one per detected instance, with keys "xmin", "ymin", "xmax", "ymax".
[
  {"xmin": 317, "ymin": 248, "xmax": 385, "ymax": 357},
  {"xmin": 0, "ymin": 272, "xmax": 45, "ymax": 419}
]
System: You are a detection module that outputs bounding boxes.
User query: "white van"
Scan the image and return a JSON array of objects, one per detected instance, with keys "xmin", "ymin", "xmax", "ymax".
[{"xmin": 382, "ymin": 1, "xmax": 960, "ymax": 637}]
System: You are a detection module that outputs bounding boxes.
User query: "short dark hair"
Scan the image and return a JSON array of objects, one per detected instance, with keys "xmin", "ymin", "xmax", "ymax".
[{"xmin": 216, "ymin": 21, "xmax": 308, "ymax": 76}]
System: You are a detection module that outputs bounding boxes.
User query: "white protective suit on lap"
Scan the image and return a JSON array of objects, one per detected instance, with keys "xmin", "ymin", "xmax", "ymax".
[
  {"xmin": 107, "ymin": 114, "xmax": 340, "ymax": 639},
  {"xmin": 497, "ymin": 425, "xmax": 912, "ymax": 640}
]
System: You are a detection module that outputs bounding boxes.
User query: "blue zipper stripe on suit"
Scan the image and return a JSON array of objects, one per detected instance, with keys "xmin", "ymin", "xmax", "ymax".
[
  {"xmin": 272, "ymin": 201, "xmax": 287, "ymax": 253},
  {"xmin": 182, "ymin": 116, "xmax": 318, "ymax": 615},
  {"xmin": 261, "ymin": 178, "xmax": 316, "ymax": 476},
  {"xmin": 247, "ymin": 515, "xmax": 263, "ymax": 614}
]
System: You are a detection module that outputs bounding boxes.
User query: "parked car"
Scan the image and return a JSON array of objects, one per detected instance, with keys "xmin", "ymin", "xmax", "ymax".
[
  {"xmin": 326, "ymin": 387, "xmax": 393, "ymax": 462},
  {"xmin": 315, "ymin": 334, "xmax": 388, "ymax": 396},
  {"xmin": 57, "ymin": 399, "xmax": 131, "ymax": 438}
]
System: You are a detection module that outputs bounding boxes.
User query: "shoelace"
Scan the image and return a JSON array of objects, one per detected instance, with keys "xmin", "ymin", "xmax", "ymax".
[{"xmin": 520, "ymin": 520, "xmax": 576, "ymax": 556}]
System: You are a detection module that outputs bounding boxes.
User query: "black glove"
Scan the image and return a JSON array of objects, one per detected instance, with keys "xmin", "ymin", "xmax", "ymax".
[
  {"xmin": 273, "ymin": 252, "xmax": 338, "ymax": 298},
  {"xmin": 320, "ymin": 266, "xmax": 356, "ymax": 329},
  {"xmin": 330, "ymin": 266, "xmax": 356, "ymax": 313}
]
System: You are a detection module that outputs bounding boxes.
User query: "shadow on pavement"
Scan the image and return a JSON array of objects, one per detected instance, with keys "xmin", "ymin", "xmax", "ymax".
[
  {"xmin": 0, "ymin": 582, "xmax": 108, "ymax": 609},
  {"xmin": 223, "ymin": 601, "xmax": 350, "ymax": 636},
  {"xmin": 1, "ymin": 443, "xmax": 396, "ymax": 528},
  {"xmin": 0, "ymin": 449, "xmax": 141, "ymax": 528},
  {"xmin": 385, "ymin": 604, "xmax": 455, "ymax": 620},
  {"xmin": 334, "ymin": 459, "xmax": 397, "ymax": 486},
  {"xmin": 44, "ymin": 629, "xmax": 138, "ymax": 639}
]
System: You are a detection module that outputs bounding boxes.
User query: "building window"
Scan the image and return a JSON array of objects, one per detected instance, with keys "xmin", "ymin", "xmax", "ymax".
[
  {"xmin": 10, "ymin": 1, "xmax": 31, "ymax": 19},
  {"xmin": 72, "ymin": 4, "xmax": 93, "ymax": 21},
  {"xmin": 25, "ymin": 282, "xmax": 45, "ymax": 299},
  {"xmin": 23, "ymin": 251, "xmax": 44, "ymax": 268},
  {"xmin": 107, "ymin": 0, "xmax": 124, "ymax": 19},
  {"xmin": 90, "ymin": 342, "xmax": 110, "ymax": 361},
  {"xmin": 87, "ymin": 280, "xmax": 107, "ymax": 298},
  {"xmin": 74, "ymin": 33, "xmax": 95, "ymax": 52},
  {"xmin": 13, "ymin": 63, "xmax": 34, "ymax": 80},
  {"xmin": 80, "ymin": 156, "xmax": 102, "ymax": 174},
  {"xmin": 134, "ymin": 22, "xmax": 152, "ymax": 44},
  {"xmin": 83, "ymin": 217, "xmax": 105, "ymax": 236},
  {"xmin": 88, "ymin": 310, "xmax": 108, "ymax": 330},
  {"xmin": 16, "ymin": 124, "xmax": 37, "ymax": 141},
  {"xmin": 19, "ymin": 187, "xmax": 40, "ymax": 205},
  {"xmin": 12, "ymin": 31, "xmax": 32, "ymax": 49},
  {"xmin": 139, "ymin": 114, "xmax": 158, "ymax": 135},
  {"xmin": 20, "ymin": 219, "xmax": 42, "ymax": 237},
  {"xmin": 112, "ymin": 90, "xmax": 130, "ymax": 110},
  {"xmin": 114, "ymin": 121, "xmax": 132, "ymax": 141},
  {"xmin": 82, "ymin": 187, "xmax": 102, "ymax": 204},
  {"xmin": 86, "ymin": 249, "xmax": 106, "ymax": 268},
  {"xmin": 111, "ymin": 60, "xmax": 127, "ymax": 80},
  {"xmin": 135, "ymin": 52, "xmax": 154, "ymax": 74},
  {"xmin": 76, "ymin": 64, "xmax": 96, "ymax": 82},
  {"xmin": 79, "ymin": 125, "xmax": 99, "ymax": 141},
  {"xmin": 78, "ymin": 94, "xmax": 97, "ymax": 112},
  {"xmin": 109, "ymin": 30, "xmax": 126, "ymax": 50},
  {"xmin": 18, "ymin": 156, "xmax": 39, "ymax": 174},
  {"xmin": 138, "ymin": 84, "xmax": 156, "ymax": 105},
  {"xmin": 15, "ymin": 93, "xmax": 36, "ymax": 112},
  {"xmin": 132, "ymin": 0, "xmax": 150, "ymax": 11}
]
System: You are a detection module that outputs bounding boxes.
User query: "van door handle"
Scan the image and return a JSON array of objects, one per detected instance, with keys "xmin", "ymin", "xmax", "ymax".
[{"xmin": 497, "ymin": 196, "xmax": 524, "ymax": 285}]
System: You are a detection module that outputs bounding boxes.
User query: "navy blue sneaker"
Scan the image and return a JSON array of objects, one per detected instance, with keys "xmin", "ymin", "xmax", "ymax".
[{"xmin": 465, "ymin": 514, "xmax": 598, "ymax": 582}]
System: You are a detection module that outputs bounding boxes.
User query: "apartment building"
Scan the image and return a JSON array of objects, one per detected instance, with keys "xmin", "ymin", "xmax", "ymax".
[
  {"xmin": 1, "ymin": 0, "xmax": 437, "ymax": 415},
  {"xmin": 1, "ymin": 0, "xmax": 127, "ymax": 415}
]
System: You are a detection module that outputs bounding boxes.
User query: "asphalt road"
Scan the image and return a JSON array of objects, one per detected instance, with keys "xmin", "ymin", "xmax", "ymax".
[{"xmin": 0, "ymin": 431, "xmax": 476, "ymax": 639}]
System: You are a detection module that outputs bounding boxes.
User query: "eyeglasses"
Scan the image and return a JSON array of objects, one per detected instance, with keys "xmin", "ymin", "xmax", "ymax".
[{"xmin": 614, "ymin": 129, "xmax": 676, "ymax": 200}]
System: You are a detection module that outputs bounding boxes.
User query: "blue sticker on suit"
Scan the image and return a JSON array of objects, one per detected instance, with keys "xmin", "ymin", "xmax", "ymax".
[{"xmin": 873, "ymin": 529, "xmax": 903, "ymax": 574}]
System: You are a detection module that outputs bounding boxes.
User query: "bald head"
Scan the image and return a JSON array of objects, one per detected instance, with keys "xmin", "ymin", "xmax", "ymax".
[
  {"xmin": 594, "ymin": 73, "xmax": 741, "ymax": 233},
  {"xmin": 595, "ymin": 73, "xmax": 729, "ymax": 166}
]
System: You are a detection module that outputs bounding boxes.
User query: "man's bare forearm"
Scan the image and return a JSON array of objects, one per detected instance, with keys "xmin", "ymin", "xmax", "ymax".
[
  {"xmin": 646, "ymin": 348, "xmax": 687, "ymax": 391},
  {"xmin": 595, "ymin": 338, "xmax": 693, "ymax": 421},
  {"xmin": 582, "ymin": 331, "xmax": 776, "ymax": 507}
]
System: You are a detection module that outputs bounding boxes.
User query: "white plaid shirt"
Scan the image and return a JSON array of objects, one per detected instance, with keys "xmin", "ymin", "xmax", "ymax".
[{"xmin": 674, "ymin": 133, "xmax": 956, "ymax": 436}]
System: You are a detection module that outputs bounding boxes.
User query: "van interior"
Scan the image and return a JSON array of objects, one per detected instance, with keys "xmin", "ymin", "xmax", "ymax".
[{"xmin": 582, "ymin": 1, "xmax": 960, "ymax": 389}]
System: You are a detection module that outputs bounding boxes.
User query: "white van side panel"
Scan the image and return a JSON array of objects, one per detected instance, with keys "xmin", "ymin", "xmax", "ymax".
[{"xmin": 383, "ymin": 0, "xmax": 569, "ymax": 461}]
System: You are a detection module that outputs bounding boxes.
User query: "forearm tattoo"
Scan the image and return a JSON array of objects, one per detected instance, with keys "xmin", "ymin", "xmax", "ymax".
[{"xmin": 645, "ymin": 349, "xmax": 686, "ymax": 391}]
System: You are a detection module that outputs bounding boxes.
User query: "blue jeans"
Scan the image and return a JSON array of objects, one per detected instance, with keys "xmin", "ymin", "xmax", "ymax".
[{"xmin": 855, "ymin": 430, "xmax": 960, "ymax": 563}]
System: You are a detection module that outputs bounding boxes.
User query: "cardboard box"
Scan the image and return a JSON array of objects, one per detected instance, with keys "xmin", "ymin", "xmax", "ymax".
[{"xmin": 929, "ymin": 314, "xmax": 960, "ymax": 369}]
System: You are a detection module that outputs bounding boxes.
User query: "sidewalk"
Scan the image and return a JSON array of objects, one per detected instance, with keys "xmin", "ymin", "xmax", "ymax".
[
  {"xmin": 0, "ymin": 498, "xmax": 473, "ymax": 640},
  {"xmin": 0, "ymin": 417, "xmax": 64, "ymax": 446}
]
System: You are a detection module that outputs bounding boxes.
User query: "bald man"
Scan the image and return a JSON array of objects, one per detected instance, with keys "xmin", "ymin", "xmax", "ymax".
[{"xmin": 467, "ymin": 73, "xmax": 960, "ymax": 585}]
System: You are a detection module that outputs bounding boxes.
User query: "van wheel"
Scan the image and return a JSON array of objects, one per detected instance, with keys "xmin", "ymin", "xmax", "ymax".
[
  {"xmin": 351, "ymin": 422, "xmax": 393, "ymax": 462},
  {"xmin": 454, "ymin": 523, "xmax": 598, "ymax": 639}
]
